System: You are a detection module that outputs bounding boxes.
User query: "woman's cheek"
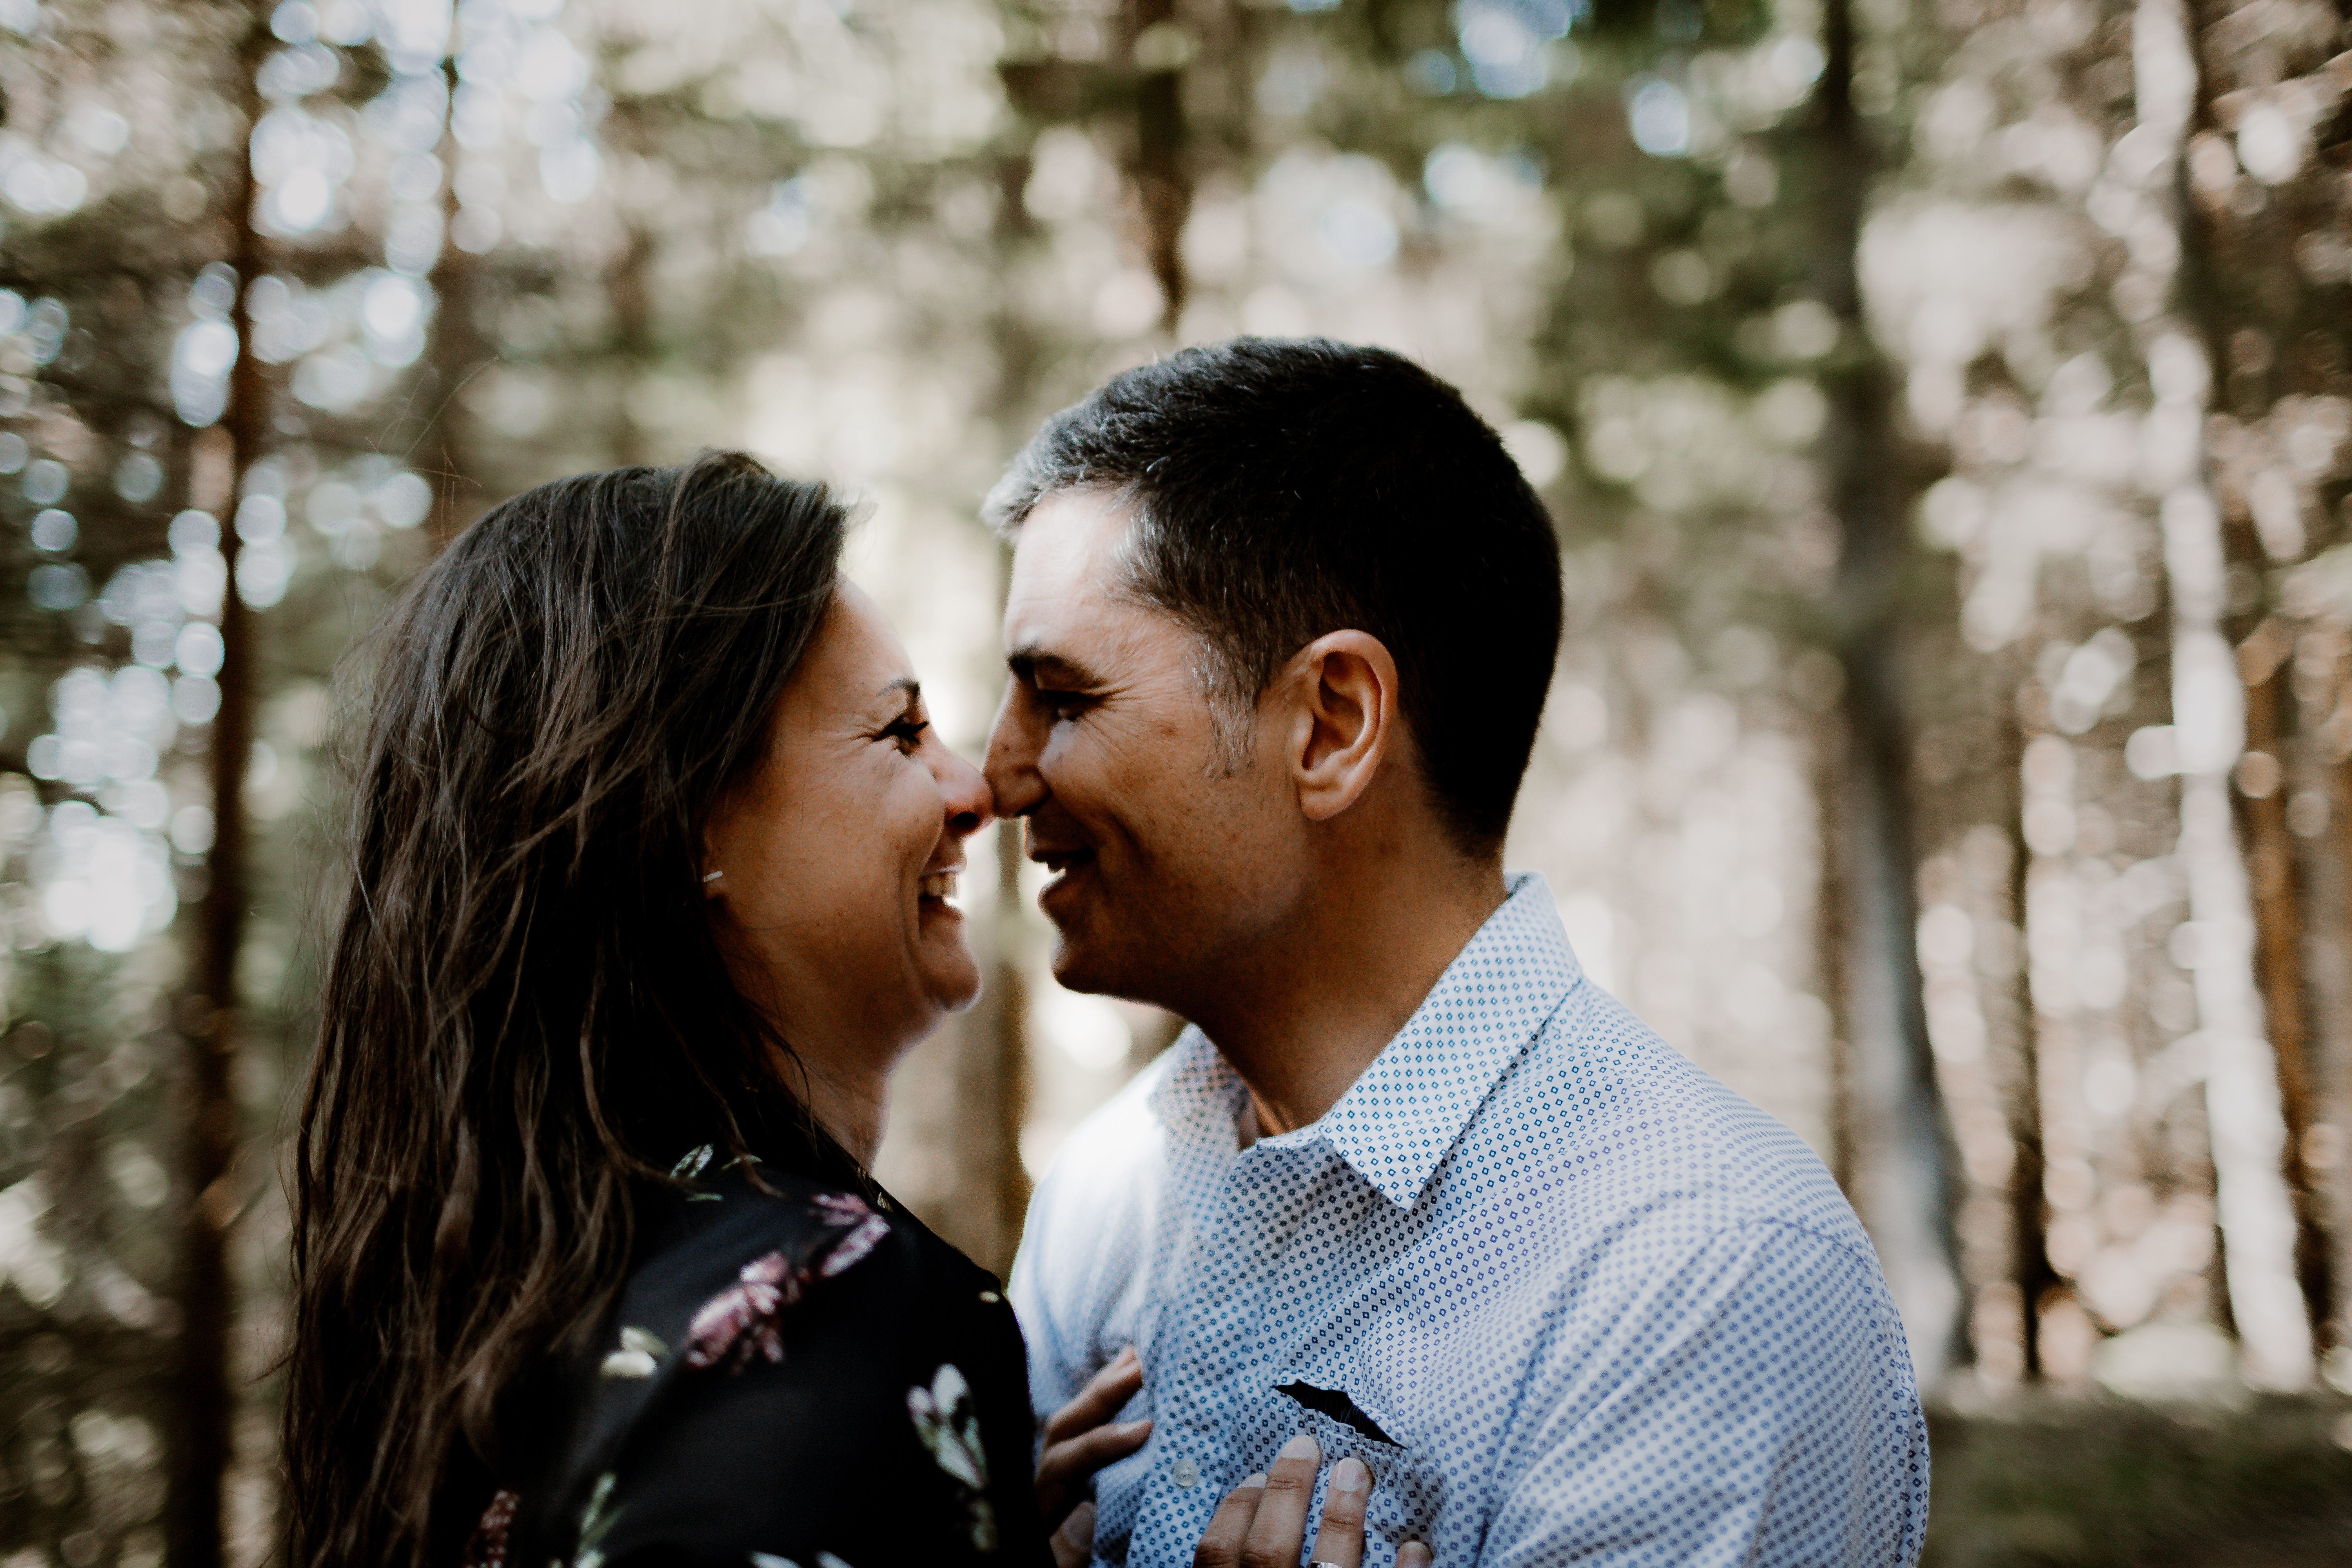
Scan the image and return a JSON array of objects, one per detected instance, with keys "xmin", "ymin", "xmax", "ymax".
[{"xmin": 898, "ymin": 770, "xmax": 945, "ymax": 856}]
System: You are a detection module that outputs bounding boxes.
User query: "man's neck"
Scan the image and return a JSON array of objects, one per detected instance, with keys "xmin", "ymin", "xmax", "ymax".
[{"xmin": 1192, "ymin": 858, "xmax": 1509, "ymax": 1138}]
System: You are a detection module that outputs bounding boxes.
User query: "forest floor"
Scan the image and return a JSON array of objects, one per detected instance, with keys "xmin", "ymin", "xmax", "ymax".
[{"xmin": 1925, "ymin": 1392, "xmax": 2352, "ymax": 1566}]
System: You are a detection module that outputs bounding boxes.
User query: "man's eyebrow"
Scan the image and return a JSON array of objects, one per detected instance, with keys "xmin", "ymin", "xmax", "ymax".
[{"xmin": 1005, "ymin": 648, "xmax": 1097, "ymax": 686}]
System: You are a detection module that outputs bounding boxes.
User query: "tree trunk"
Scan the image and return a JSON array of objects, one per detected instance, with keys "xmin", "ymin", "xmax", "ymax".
[
  {"xmin": 2131, "ymin": 0, "xmax": 2315, "ymax": 1388},
  {"xmin": 1129, "ymin": 0, "xmax": 1188, "ymax": 335},
  {"xmin": 2165, "ymin": 0, "xmax": 2340, "ymax": 1352},
  {"xmin": 1815, "ymin": 0, "xmax": 1965, "ymax": 1384},
  {"xmin": 427, "ymin": 54, "xmax": 487, "ymax": 548},
  {"xmin": 944, "ymin": 151, "xmax": 1055, "ymax": 1279},
  {"xmin": 163, "ymin": 8, "xmax": 269, "ymax": 1564},
  {"xmin": 956, "ymin": 818, "xmax": 1034, "ymax": 1278},
  {"xmin": 2325, "ymin": 644, "xmax": 2352, "ymax": 1353},
  {"xmin": 2001, "ymin": 721, "xmax": 2059, "ymax": 1378},
  {"xmin": 2238, "ymin": 640, "xmax": 2334, "ymax": 1338},
  {"xmin": 606, "ymin": 220, "xmax": 656, "ymax": 468}
]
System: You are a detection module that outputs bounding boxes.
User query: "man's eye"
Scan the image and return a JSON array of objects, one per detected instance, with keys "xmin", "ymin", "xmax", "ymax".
[{"xmin": 1037, "ymin": 690, "xmax": 1089, "ymax": 721}]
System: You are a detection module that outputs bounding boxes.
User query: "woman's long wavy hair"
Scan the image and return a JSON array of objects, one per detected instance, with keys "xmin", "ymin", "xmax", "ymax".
[{"xmin": 284, "ymin": 453, "xmax": 848, "ymax": 1568}]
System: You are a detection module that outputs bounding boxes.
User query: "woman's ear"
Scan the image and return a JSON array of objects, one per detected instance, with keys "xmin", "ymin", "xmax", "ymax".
[
  {"xmin": 700, "ymin": 791, "xmax": 743, "ymax": 902},
  {"xmin": 1283, "ymin": 630, "xmax": 1398, "ymax": 824}
]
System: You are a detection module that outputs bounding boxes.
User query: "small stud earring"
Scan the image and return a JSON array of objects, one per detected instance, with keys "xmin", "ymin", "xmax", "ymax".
[{"xmin": 702, "ymin": 869, "xmax": 724, "ymax": 884}]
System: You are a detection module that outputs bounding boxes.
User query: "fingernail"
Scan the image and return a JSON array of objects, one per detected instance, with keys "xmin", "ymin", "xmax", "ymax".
[
  {"xmin": 1278, "ymin": 1433, "xmax": 1320, "ymax": 1462},
  {"xmin": 1239, "ymin": 1472, "xmax": 1268, "ymax": 1489},
  {"xmin": 1332, "ymin": 1457, "xmax": 1370, "ymax": 1493}
]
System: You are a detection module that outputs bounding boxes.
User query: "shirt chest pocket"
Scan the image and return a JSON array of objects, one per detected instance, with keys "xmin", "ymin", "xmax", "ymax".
[{"xmin": 1268, "ymin": 1385, "xmax": 1446, "ymax": 1563}]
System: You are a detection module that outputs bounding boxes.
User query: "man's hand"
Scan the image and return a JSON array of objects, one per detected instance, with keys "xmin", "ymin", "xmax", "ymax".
[
  {"xmin": 1191, "ymin": 1434, "xmax": 1432, "ymax": 1568},
  {"xmin": 1038, "ymin": 1345, "xmax": 1154, "ymax": 1561}
]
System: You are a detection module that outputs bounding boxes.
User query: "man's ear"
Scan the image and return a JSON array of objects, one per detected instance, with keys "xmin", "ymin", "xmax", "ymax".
[{"xmin": 1281, "ymin": 630, "xmax": 1399, "ymax": 823}]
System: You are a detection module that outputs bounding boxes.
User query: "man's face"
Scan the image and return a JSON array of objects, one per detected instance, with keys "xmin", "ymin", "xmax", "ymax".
[{"xmin": 984, "ymin": 490, "xmax": 1301, "ymax": 1005}]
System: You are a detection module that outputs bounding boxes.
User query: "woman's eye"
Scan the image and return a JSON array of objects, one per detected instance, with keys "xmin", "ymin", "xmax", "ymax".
[{"xmin": 884, "ymin": 718, "xmax": 930, "ymax": 752}]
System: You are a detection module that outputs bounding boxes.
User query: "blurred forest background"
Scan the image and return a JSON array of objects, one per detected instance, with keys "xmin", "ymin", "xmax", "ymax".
[{"xmin": 2, "ymin": 0, "xmax": 2352, "ymax": 1563}]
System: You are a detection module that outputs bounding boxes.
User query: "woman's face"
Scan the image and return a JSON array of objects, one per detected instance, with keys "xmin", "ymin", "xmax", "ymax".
[{"xmin": 704, "ymin": 582, "xmax": 991, "ymax": 1074}]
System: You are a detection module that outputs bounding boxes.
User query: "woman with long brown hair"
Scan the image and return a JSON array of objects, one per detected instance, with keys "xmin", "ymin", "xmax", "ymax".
[{"xmin": 282, "ymin": 452, "xmax": 1384, "ymax": 1568}]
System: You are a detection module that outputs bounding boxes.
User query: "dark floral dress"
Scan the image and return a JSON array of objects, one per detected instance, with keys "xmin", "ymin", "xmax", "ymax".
[{"xmin": 460, "ymin": 1143, "xmax": 1050, "ymax": 1568}]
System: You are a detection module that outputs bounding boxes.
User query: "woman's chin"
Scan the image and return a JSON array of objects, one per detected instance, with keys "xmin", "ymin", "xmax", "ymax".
[
  {"xmin": 918, "ymin": 942, "xmax": 984, "ymax": 1016},
  {"xmin": 934, "ymin": 963, "xmax": 984, "ymax": 1015}
]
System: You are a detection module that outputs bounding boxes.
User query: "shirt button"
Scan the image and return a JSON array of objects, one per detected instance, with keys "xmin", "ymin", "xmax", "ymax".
[{"xmin": 1170, "ymin": 1457, "xmax": 1200, "ymax": 1490}]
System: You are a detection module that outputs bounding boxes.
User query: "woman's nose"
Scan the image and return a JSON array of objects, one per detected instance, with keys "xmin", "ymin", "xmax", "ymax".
[{"xmin": 933, "ymin": 743, "xmax": 993, "ymax": 837}]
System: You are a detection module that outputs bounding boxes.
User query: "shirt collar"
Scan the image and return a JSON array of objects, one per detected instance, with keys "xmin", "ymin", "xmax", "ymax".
[
  {"xmin": 1146, "ymin": 1023, "xmax": 1252, "ymax": 1140},
  {"xmin": 1147, "ymin": 873, "xmax": 1584, "ymax": 1210}
]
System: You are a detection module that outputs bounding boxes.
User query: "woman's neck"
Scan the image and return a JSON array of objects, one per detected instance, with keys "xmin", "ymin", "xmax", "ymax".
[{"xmin": 775, "ymin": 1046, "xmax": 887, "ymax": 1166}]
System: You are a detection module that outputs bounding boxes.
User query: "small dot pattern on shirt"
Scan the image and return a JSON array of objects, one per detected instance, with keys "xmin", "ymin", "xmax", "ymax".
[{"xmin": 1011, "ymin": 873, "xmax": 1930, "ymax": 1568}]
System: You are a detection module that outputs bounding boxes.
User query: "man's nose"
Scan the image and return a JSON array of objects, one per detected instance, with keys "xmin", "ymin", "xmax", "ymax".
[{"xmin": 983, "ymin": 686, "xmax": 1046, "ymax": 820}]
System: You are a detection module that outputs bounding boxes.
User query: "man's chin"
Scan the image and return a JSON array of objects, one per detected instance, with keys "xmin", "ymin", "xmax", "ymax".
[
  {"xmin": 1047, "ymin": 930, "xmax": 1144, "ymax": 1003},
  {"xmin": 1046, "ymin": 937, "xmax": 1105, "ymax": 995},
  {"xmin": 1041, "ymin": 888, "xmax": 1180, "ymax": 1003}
]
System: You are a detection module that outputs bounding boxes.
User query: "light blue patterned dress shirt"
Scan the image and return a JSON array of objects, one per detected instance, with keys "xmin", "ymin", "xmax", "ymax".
[{"xmin": 1010, "ymin": 873, "xmax": 1929, "ymax": 1567}]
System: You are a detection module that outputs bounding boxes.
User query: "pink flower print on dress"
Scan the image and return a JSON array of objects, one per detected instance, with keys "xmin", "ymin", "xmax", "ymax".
[
  {"xmin": 811, "ymin": 1192, "xmax": 890, "ymax": 1278},
  {"xmin": 683, "ymin": 1251, "xmax": 802, "ymax": 1372},
  {"xmin": 460, "ymin": 1488, "xmax": 518, "ymax": 1568}
]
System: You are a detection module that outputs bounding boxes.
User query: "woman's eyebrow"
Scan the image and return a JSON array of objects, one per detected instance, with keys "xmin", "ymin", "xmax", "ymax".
[{"xmin": 859, "ymin": 677, "xmax": 922, "ymax": 724}]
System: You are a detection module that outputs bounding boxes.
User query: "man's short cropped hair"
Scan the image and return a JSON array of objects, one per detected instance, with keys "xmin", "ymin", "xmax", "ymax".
[{"xmin": 983, "ymin": 337, "xmax": 1564, "ymax": 855}]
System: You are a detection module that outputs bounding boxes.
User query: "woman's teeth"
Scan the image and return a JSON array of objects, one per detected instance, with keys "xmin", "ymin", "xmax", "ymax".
[{"xmin": 919, "ymin": 871, "xmax": 958, "ymax": 904}]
